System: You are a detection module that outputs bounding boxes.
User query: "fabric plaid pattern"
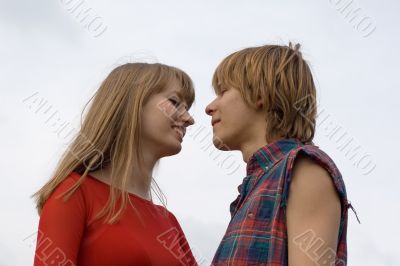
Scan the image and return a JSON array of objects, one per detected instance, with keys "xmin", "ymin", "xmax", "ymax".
[{"xmin": 212, "ymin": 138, "xmax": 351, "ymax": 266}]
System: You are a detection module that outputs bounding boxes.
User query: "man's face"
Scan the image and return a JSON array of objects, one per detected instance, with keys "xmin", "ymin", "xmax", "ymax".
[{"xmin": 205, "ymin": 87, "xmax": 263, "ymax": 151}]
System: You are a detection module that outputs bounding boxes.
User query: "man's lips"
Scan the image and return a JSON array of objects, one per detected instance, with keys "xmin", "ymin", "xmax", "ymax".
[{"xmin": 212, "ymin": 120, "xmax": 221, "ymax": 126}]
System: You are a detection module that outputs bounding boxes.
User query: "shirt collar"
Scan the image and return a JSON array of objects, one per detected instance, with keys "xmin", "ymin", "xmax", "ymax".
[
  {"xmin": 246, "ymin": 138, "xmax": 304, "ymax": 176},
  {"xmin": 230, "ymin": 138, "xmax": 304, "ymax": 217}
]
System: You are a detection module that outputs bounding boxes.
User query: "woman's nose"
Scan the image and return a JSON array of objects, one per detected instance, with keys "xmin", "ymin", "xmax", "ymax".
[{"xmin": 182, "ymin": 111, "xmax": 195, "ymax": 127}]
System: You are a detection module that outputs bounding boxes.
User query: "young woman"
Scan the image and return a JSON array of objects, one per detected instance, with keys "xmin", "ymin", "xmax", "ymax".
[{"xmin": 32, "ymin": 63, "xmax": 198, "ymax": 266}]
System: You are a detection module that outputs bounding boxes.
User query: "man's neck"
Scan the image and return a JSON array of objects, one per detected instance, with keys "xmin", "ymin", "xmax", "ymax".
[
  {"xmin": 240, "ymin": 135, "xmax": 283, "ymax": 163},
  {"xmin": 241, "ymin": 140, "xmax": 269, "ymax": 163}
]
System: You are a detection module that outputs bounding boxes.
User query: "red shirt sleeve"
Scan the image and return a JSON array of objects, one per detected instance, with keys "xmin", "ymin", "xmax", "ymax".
[
  {"xmin": 34, "ymin": 177, "xmax": 87, "ymax": 266},
  {"xmin": 168, "ymin": 212, "xmax": 198, "ymax": 266}
]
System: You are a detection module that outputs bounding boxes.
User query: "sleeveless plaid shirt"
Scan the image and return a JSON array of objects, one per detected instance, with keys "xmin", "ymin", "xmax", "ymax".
[{"xmin": 212, "ymin": 138, "xmax": 354, "ymax": 266}]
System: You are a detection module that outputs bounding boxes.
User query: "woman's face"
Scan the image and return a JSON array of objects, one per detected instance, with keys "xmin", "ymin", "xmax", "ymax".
[{"xmin": 141, "ymin": 80, "xmax": 194, "ymax": 158}]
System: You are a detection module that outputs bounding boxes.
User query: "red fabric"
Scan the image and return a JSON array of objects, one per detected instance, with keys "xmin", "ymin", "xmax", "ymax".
[{"xmin": 34, "ymin": 172, "xmax": 197, "ymax": 266}]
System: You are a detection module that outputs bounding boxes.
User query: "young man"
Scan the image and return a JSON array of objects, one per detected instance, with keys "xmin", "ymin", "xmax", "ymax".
[{"xmin": 205, "ymin": 43, "xmax": 353, "ymax": 265}]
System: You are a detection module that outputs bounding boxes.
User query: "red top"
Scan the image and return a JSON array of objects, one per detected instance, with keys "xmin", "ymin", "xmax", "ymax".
[{"xmin": 34, "ymin": 172, "xmax": 197, "ymax": 266}]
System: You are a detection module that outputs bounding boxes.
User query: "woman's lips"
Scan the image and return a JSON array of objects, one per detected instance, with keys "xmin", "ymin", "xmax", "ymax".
[{"xmin": 172, "ymin": 126, "xmax": 184, "ymax": 141}]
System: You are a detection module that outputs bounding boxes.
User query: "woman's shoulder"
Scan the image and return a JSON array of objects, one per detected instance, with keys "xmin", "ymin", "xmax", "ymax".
[
  {"xmin": 45, "ymin": 171, "xmax": 104, "ymax": 207},
  {"xmin": 44, "ymin": 172, "xmax": 87, "ymax": 204},
  {"xmin": 48, "ymin": 172, "xmax": 82, "ymax": 196},
  {"xmin": 146, "ymin": 202, "xmax": 178, "ymax": 222},
  {"xmin": 39, "ymin": 172, "xmax": 92, "ymax": 222},
  {"xmin": 67, "ymin": 171, "xmax": 107, "ymax": 192}
]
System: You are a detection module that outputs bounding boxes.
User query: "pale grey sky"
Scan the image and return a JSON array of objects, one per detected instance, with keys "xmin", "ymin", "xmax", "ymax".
[{"xmin": 1, "ymin": 0, "xmax": 399, "ymax": 265}]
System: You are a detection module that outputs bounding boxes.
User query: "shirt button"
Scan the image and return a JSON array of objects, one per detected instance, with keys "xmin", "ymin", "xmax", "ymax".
[{"xmin": 247, "ymin": 212, "xmax": 254, "ymax": 218}]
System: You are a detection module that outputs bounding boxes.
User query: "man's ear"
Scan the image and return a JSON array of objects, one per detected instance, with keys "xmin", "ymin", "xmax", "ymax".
[{"xmin": 256, "ymin": 96, "xmax": 264, "ymax": 109}]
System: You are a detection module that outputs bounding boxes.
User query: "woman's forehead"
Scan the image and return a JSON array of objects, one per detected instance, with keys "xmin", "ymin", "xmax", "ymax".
[
  {"xmin": 163, "ymin": 81, "xmax": 184, "ymax": 97},
  {"xmin": 161, "ymin": 76, "xmax": 194, "ymax": 108}
]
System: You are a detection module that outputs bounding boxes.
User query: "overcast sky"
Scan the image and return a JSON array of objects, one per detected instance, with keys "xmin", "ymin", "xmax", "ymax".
[{"xmin": 1, "ymin": 0, "xmax": 399, "ymax": 265}]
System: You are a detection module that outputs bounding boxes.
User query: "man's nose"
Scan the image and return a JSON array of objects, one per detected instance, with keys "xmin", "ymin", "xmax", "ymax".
[{"xmin": 205, "ymin": 99, "xmax": 217, "ymax": 116}]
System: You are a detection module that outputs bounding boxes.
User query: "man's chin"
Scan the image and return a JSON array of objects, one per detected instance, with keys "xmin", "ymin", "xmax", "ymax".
[{"xmin": 212, "ymin": 135, "xmax": 232, "ymax": 151}]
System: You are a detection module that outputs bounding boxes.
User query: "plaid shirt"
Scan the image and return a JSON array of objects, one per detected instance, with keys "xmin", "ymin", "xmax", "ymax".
[{"xmin": 212, "ymin": 138, "xmax": 352, "ymax": 266}]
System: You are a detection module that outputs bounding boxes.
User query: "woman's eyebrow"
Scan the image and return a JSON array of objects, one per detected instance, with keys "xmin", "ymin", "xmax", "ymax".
[
  {"xmin": 172, "ymin": 91, "xmax": 188, "ymax": 108},
  {"xmin": 173, "ymin": 90, "xmax": 183, "ymax": 100}
]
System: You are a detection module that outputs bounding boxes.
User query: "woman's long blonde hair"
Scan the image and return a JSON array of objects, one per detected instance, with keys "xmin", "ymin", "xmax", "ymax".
[{"xmin": 32, "ymin": 62, "xmax": 195, "ymax": 224}]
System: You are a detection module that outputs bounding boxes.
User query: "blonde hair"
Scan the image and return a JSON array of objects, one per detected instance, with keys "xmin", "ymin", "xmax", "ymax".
[
  {"xmin": 32, "ymin": 62, "xmax": 195, "ymax": 224},
  {"xmin": 212, "ymin": 42, "xmax": 317, "ymax": 143}
]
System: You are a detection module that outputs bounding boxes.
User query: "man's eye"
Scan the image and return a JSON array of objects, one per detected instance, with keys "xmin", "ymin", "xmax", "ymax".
[{"xmin": 168, "ymin": 98, "xmax": 180, "ymax": 107}]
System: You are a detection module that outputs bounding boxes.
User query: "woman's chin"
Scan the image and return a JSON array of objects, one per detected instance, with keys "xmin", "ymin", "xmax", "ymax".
[{"xmin": 159, "ymin": 142, "xmax": 182, "ymax": 157}]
